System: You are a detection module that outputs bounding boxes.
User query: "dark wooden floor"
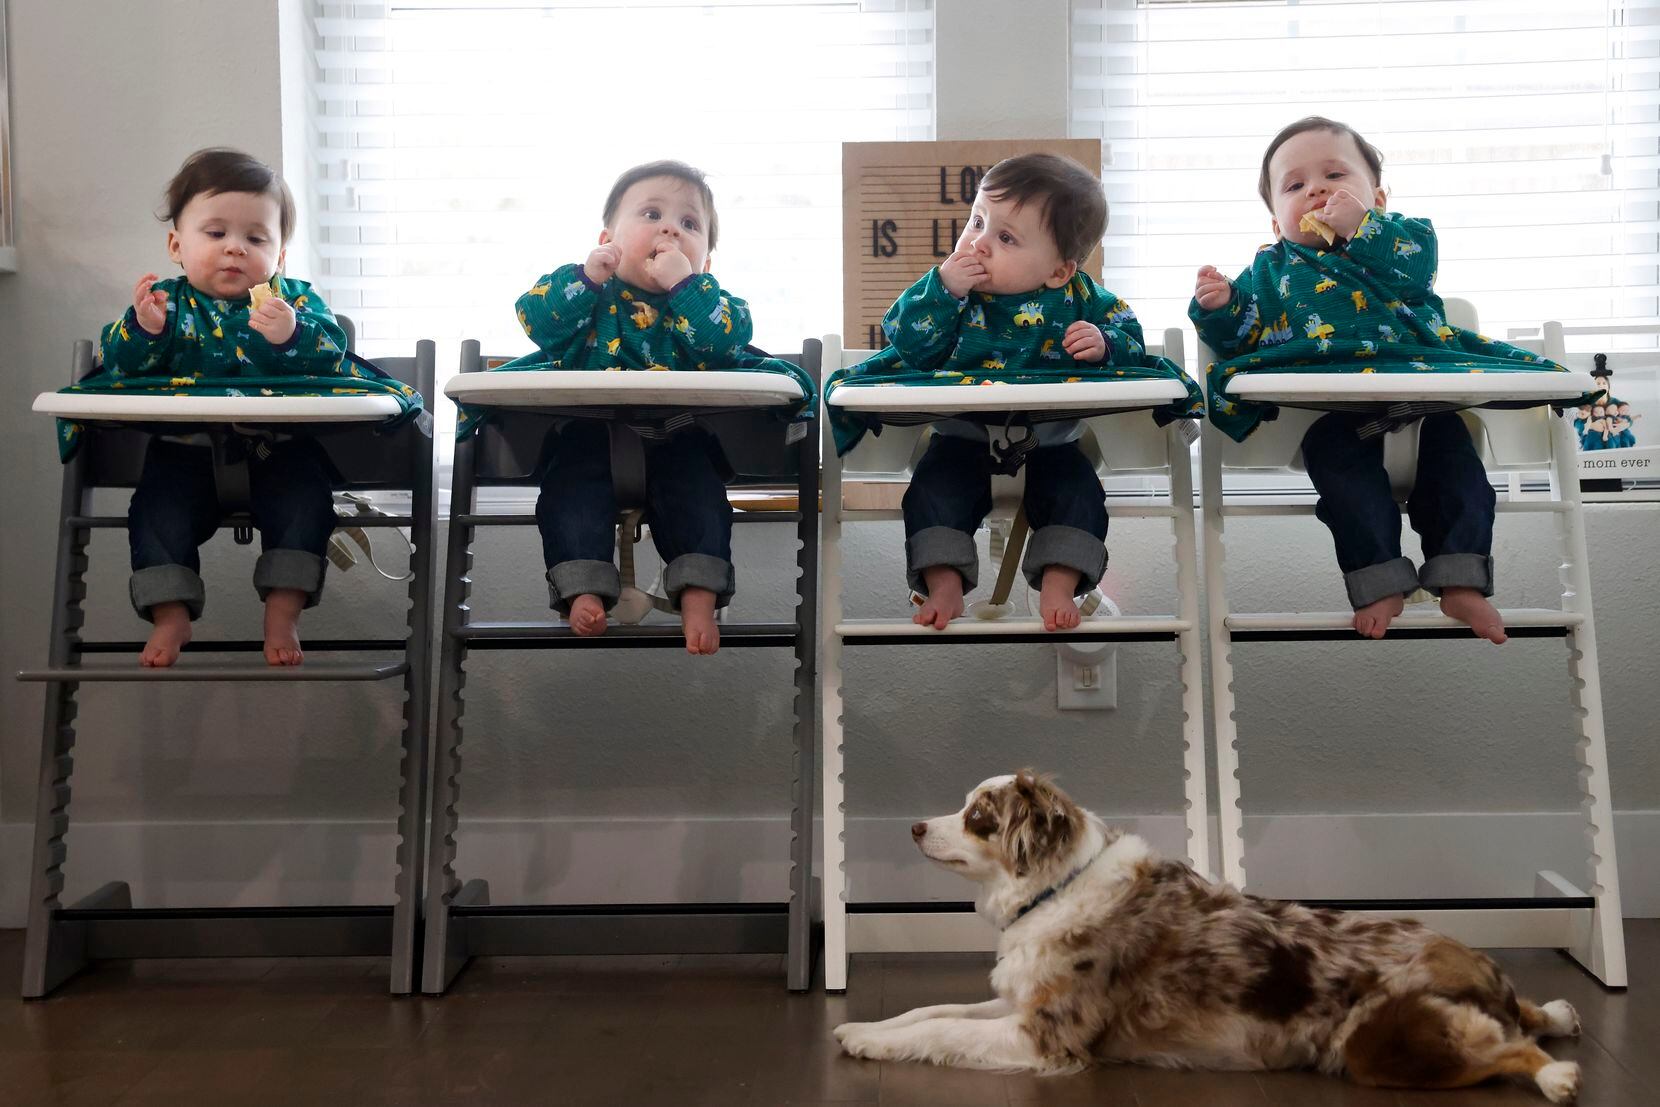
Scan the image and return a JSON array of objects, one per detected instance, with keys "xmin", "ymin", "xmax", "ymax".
[{"xmin": 1, "ymin": 921, "xmax": 1654, "ymax": 1106}]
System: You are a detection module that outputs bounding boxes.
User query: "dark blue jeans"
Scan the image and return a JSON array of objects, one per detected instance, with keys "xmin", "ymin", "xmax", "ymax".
[
  {"xmin": 1301, "ymin": 411, "xmax": 1496, "ymax": 609},
  {"xmin": 534, "ymin": 420, "xmax": 734, "ymax": 615},
  {"xmin": 127, "ymin": 437, "xmax": 336, "ymax": 621},
  {"xmin": 900, "ymin": 434, "xmax": 1108, "ymax": 596}
]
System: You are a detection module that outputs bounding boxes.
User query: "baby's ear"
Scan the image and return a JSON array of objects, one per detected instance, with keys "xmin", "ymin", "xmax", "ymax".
[
  {"xmin": 703, "ymin": 252, "xmax": 712, "ymax": 274},
  {"xmin": 1045, "ymin": 258, "xmax": 1078, "ymax": 289},
  {"xmin": 1372, "ymin": 185, "xmax": 1388, "ymax": 211},
  {"xmin": 598, "ymin": 228, "xmax": 613, "ymax": 246}
]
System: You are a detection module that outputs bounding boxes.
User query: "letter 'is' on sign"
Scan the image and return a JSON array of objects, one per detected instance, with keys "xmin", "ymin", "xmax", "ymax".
[{"xmin": 841, "ymin": 139, "xmax": 1104, "ymax": 351}]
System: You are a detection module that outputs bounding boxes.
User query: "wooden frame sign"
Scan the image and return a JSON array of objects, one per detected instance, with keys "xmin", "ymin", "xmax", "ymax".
[{"xmin": 842, "ymin": 138, "xmax": 1103, "ymax": 351}]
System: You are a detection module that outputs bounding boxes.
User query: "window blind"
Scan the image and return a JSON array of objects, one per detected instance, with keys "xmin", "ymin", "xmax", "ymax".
[
  {"xmin": 302, "ymin": 0, "xmax": 935, "ymax": 407},
  {"xmin": 1070, "ymin": 0, "xmax": 1660, "ymax": 346}
]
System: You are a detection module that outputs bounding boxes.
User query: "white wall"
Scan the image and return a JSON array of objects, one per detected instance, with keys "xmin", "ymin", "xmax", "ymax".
[{"xmin": 0, "ymin": 2, "xmax": 1655, "ymax": 925}]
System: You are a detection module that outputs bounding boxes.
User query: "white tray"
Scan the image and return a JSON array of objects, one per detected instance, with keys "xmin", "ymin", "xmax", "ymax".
[
  {"xmin": 829, "ymin": 379, "xmax": 1189, "ymax": 414},
  {"xmin": 34, "ymin": 393, "xmax": 406, "ymax": 423},
  {"xmin": 446, "ymin": 370, "xmax": 804, "ymax": 409},
  {"xmin": 1227, "ymin": 371, "xmax": 1596, "ymax": 405}
]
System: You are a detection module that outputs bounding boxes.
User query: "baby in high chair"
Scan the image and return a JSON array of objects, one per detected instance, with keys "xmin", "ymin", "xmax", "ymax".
[
  {"xmin": 1192, "ymin": 116, "xmax": 1571, "ymax": 644},
  {"xmin": 513, "ymin": 160, "xmax": 756, "ymax": 655},
  {"xmin": 834, "ymin": 153, "xmax": 1193, "ymax": 632},
  {"xmin": 101, "ymin": 148, "xmax": 356, "ymax": 668}
]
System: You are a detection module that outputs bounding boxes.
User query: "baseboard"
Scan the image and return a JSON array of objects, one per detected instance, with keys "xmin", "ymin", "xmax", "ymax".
[{"xmin": 1, "ymin": 810, "xmax": 1654, "ymax": 928}]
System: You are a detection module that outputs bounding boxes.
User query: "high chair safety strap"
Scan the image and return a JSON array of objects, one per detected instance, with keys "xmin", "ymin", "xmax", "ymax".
[
  {"xmin": 987, "ymin": 506, "xmax": 1030, "ymax": 608},
  {"xmin": 616, "ymin": 508, "xmax": 676, "ymax": 618},
  {"xmin": 988, "ymin": 418, "xmax": 1036, "ymax": 476},
  {"xmin": 1356, "ymin": 402, "xmax": 1462, "ymax": 440}
]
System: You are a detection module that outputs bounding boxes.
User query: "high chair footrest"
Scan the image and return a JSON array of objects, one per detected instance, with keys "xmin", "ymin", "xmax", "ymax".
[
  {"xmin": 837, "ymin": 616, "xmax": 1187, "ymax": 644},
  {"xmin": 457, "ymin": 621, "xmax": 799, "ymax": 648},
  {"xmin": 1223, "ymin": 609, "xmax": 1581, "ymax": 641},
  {"xmin": 17, "ymin": 660, "xmax": 409, "ymax": 682}
]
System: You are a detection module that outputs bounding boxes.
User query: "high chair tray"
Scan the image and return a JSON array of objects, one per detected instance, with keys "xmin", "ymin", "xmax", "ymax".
[
  {"xmin": 1226, "ymin": 371, "xmax": 1595, "ymax": 405},
  {"xmin": 829, "ymin": 379, "xmax": 1189, "ymax": 414},
  {"xmin": 32, "ymin": 393, "xmax": 406, "ymax": 423},
  {"xmin": 445, "ymin": 370, "xmax": 804, "ymax": 409}
]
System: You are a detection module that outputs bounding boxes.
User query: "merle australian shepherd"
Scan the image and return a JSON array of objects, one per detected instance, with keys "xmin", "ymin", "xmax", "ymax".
[{"xmin": 834, "ymin": 772, "xmax": 1582, "ymax": 1103}]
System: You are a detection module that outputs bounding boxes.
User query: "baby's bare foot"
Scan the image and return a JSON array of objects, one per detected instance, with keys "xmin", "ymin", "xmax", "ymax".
[
  {"xmin": 263, "ymin": 588, "xmax": 306, "ymax": 666},
  {"xmin": 568, "ymin": 594, "xmax": 609, "ymax": 638},
  {"xmin": 141, "ymin": 602, "xmax": 193, "ymax": 668},
  {"xmin": 1440, "ymin": 586, "xmax": 1507, "ymax": 644},
  {"xmin": 680, "ymin": 586, "xmax": 720, "ymax": 655},
  {"xmin": 1352, "ymin": 593, "xmax": 1405, "ymax": 639},
  {"xmin": 1039, "ymin": 567, "xmax": 1084, "ymax": 631},
  {"xmin": 913, "ymin": 566, "xmax": 965, "ymax": 630}
]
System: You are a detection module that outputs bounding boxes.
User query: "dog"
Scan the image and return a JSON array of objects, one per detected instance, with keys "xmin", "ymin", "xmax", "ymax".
[{"xmin": 833, "ymin": 772, "xmax": 1583, "ymax": 1103}]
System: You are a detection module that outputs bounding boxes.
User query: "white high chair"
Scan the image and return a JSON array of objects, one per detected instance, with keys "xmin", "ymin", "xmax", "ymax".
[
  {"xmin": 819, "ymin": 330, "xmax": 1208, "ymax": 992},
  {"xmin": 1200, "ymin": 303, "xmax": 1625, "ymax": 986}
]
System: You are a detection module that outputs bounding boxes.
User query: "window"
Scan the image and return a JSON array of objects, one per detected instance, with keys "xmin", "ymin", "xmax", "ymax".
[
  {"xmin": 300, "ymin": 0, "xmax": 934, "ymax": 440},
  {"xmin": 1070, "ymin": 0, "xmax": 1660, "ymax": 345}
]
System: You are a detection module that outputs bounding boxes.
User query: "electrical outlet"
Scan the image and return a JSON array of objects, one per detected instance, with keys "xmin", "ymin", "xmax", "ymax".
[{"xmin": 1057, "ymin": 648, "xmax": 1116, "ymax": 710}]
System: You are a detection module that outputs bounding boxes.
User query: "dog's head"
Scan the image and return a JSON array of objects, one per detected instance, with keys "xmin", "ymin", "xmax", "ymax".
[{"xmin": 910, "ymin": 771, "xmax": 1086, "ymax": 883}]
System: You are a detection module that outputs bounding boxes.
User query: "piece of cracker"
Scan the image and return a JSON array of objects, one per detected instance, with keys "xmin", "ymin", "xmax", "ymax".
[
  {"xmin": 1299, "ymin": 212, "xmax": 1337, "ymax": 245},
  {"xmin": 248, "ymin": 280, "xmax": 279, "ymax": 312}
]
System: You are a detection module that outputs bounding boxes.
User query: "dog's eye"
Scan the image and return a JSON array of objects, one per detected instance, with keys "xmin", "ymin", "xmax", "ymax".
[{"xmin": 965, "ymin": 805, "xmax": 998, "ymax": 838}]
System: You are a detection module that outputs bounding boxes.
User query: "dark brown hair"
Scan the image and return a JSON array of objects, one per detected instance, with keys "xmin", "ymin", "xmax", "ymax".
[
  {"xmin": 1258, "ymin": 116, "xmax": 1385, "ymax": 209},
  {"xmin": 977, "ymin": 153, "xmax": 1108, "ymax": 264},
  {"xmin": 161, "ymin": 148, "xmax": 296, "ymax": 243},
  {"xmin": 602, "ymin": 160, "xmax": 719, "ymax": 251}
]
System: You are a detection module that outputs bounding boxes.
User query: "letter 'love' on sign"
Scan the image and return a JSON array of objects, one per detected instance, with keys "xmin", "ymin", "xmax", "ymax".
[{"xmin": 842, "ymin": 139, "xmax": 1104, "ymax": 351}]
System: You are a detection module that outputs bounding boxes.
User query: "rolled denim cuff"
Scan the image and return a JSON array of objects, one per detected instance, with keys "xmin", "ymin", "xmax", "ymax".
[
  {"xmin": 1343, "ymin": 556, "xmax": 1419, "ymax": 610},
  {"xmin": 905, "ymin": 525, "xmax": 979, "ymax": 595},
  {"xmin": 1418, "ymin": 553, "xmax": 1495, "ymax": 598},
  {"xmin": 130, "ymin": 565, "xmax": 206, "ymax": 622},
  {"xmin": 1022, "ymin": 525, "xmax": 1107, "ymax": 595},
  {"xmin": 663, "ymin": 553, "xmax": 735, "ymax": 610},
  {"xmin": 547, "ymin": 559, "xmax": 621, "ymax": 616},
  {"xmin": 254, "ymin": 549, "xmax": 327, "ymax": 609}
]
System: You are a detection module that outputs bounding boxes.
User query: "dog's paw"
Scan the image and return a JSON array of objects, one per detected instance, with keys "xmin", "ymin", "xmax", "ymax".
[
  {"xmin": 833, "ymin": 1021, "xmax": 887, "ymax": 1060},
  {"xmin": 1541, "ymin": 999, "xmax": 1581, "ymax": 1038},
  {"xmin": 1535, "ymin": 1060, "xmax": 1580, "ymax": 1104}
]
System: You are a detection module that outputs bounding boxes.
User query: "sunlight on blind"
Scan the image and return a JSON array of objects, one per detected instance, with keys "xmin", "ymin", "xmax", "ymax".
[
  {"xmin": 1070, "ymin": 0, "xmax": 1660, "ymax": 347},
  {"xmin": 305, "ymin": 0, "xmax": 934, "ymax": 401}
]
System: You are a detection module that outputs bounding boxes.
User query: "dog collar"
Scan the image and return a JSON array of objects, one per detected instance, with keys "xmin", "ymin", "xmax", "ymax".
[{"xmin": 1007, "ymin": 849, "xmax": 1103, "ymax": 928}]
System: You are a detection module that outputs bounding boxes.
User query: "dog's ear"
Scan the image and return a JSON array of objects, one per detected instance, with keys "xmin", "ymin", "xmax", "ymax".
[{"xmin": 1005, "ymin": 771, "xmax": 1079, "ymax": 876}]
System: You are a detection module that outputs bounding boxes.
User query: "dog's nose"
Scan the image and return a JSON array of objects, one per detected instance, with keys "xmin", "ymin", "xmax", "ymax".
[{"xmin": 911, "ymin": 822, "xmax": 927, "ymax": 840}]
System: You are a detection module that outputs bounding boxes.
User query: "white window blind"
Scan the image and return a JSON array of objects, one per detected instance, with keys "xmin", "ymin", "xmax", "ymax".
[
  {"xmin": 302, "ymin": 0, "xmax": 934, "ymax": 394},
  {"xmin": 1070, "ymin": 0, "xmax": 1660, "ymax": 345}
]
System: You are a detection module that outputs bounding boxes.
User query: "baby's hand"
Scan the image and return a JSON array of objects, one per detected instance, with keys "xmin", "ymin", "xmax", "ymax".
[
  {"xmin": 644, "ymin": 241, "xmax": 693, "ymax": 290},
  {"xmin": 938, "ymin": 248, "xmax": 987, "ymax": 299},
  {"xmin": 584, "ymin": 243, "xmax": 621, "ymax": 285},
  {"xmin": 1320, "ymin": 189, "xmax": 1370, "ymax": 241},
  {"xmin": 1063, "ymin": 320, "xmax": 1107, "ymax": 363},
  {"xmin": 249, "ymin": 297, "xmax": 298, "ymax": 346},
  {"xmin": 132, "ymin": 273, "xmax": 170, "ymax": 335},
  {"xmin": 1194, "ymin": 265, "xmax": 1232, "ymax": 310}
]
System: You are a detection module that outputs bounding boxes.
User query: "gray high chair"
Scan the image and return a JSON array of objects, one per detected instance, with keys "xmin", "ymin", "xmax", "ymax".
[
  {"xmin": 423, "ymin": 345, "xmax": 821, "ymax": 993},
  {"xmin": 19, "ymin": 322, "xmax": 437, "ymax": 997}
]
